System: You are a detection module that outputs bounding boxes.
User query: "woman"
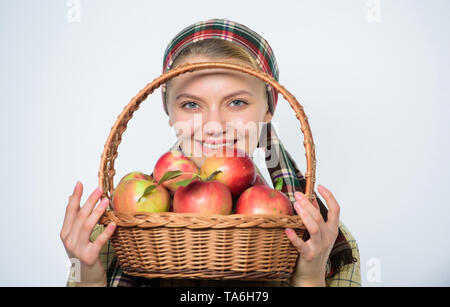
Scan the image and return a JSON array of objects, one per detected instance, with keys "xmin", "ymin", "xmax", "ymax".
[{"xmin": 62, "ymin": 18, "xmax": 361, "ymax": 287}]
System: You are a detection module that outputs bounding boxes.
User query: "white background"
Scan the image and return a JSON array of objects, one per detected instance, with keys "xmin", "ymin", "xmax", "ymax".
[{"xmin": 1, "ymin": 0, "xmax": 449, "ymax": 286}]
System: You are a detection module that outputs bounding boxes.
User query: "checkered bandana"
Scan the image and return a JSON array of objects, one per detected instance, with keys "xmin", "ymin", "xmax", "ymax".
[{"xmin": 161, "ymin": 18, "xmax": 279, "ymax": 115}]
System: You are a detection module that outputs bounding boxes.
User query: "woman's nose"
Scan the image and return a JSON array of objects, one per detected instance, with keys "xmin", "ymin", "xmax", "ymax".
[{"xmin": 203, "ymin": 108, "xmax": 226, "ymax": 136}]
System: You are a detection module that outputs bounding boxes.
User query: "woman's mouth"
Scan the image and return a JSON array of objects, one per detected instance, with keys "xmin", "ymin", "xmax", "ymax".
[
  {"xmin": 195, "ymin": 139, "xmax": 238, "ymax": 152},
  {"xmin": 201, "ymin": 140, "xmax": 237, "ymax": 149}
]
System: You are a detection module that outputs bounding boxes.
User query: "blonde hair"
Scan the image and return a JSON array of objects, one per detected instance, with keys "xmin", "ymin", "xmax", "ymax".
[
  {"xmin": 172, "ymin": 39, "xmax": 262, "ymax": 71},
  {"xmin": 165, "ymin": 39, "xmax": 269, "ymax": 110}
]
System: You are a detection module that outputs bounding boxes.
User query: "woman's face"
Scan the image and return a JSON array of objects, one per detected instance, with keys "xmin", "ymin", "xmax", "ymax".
[{"xmin": 166, "ymin": 55, "xmax": 273, "ymax": 168}]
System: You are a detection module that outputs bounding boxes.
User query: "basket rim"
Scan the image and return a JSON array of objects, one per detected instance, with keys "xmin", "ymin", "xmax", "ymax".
[
  {"xmin": 95, "ymin": 61, "xmax": 315, "ymax": 282},
  {"xmin": 100, "ymin": 210, "xmax": 306, "ymax": 229},
  {"xmin": 98, "ymin": 61, "xmax": 316, "ymax": 204}
]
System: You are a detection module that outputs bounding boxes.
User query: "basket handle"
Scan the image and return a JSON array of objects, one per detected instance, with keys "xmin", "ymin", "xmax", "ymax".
[{"xmin": 98, "ymin": 62, "xmax": 316, "ymax": 203}]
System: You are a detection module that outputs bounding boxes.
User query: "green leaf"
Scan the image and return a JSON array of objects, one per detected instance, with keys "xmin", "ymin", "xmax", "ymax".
[
  {"xmin": 158, "ymin": 170, "xmax": 183, "ymax": 185},
  {"xmin": 138, "ymin": 184, "xmax": 158, "ymax": 203},
  {"xmin": 274, "ymin": 177, "xmax": 284, "ymax": 191},
  {"xmin": 175, "ymin": 178, "xmax": 194, "ymax": 187}
]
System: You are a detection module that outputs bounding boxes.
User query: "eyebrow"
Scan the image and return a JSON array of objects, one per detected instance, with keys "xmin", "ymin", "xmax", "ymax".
[{"xmin": 175, "ymin": 90, "xmax": 253, "ymax": 102}]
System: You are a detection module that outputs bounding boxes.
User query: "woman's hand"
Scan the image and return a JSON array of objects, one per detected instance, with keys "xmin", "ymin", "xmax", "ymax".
[
  {"xmin": 285, "ymin": 184, "xmax": 340, "ymax": 287},
  {"xmin": 60, "ymin": 181, "xmax": 116, "ymax": 286}
]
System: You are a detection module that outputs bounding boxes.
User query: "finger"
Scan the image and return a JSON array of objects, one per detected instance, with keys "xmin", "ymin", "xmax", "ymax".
[
  {"xmin": 295, "ymin": 192, "xmax": 324, "ymax": 226},
  {"xmin": 294, "ymin": 200, "xmax": 328, "ymax": 242},
  {"xmin": 318, "ymin": 184, "xmax": 340, "ymax": 229},
  {"xmin": 79, "ymin": 186, "xmax": 103, "ymax": 217},
  {"xmin": 285, "ymin": 228, "xmax": 310, "ymax": 255},
  {"xmin": 79, "ymin": 198, "xmax": 110, "ymax": 245},
  {"xmin": 60, "ymin": 181, "xmax": 83, "ymax": 240},
  {"xmin": 294, "ymin": 201, "xmax": 322, "ymax": 245},
  {"xmin": 89, "ymin": 222, "xmax": 116, "ymax": 256},
  {"xmin": 312, "ymin": 196, "xmax": 320, "ymax": 210},
  {"xmin": 70, "ymin": 187, "xmax": 103, "ymax": 242}
]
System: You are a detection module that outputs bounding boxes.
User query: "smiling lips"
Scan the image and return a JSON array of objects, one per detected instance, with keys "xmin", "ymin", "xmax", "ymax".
[{"xmin": 197, "ymin": 139, "xmax": 237, "ymax": 149}]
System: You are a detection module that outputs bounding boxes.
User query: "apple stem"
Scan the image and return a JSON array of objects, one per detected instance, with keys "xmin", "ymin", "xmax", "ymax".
[
  {"xmin": 205, "ymin": 170, "xmax": 222, "ymax": 182},
  {"xmin": 179, "ymin": 172, "xmax": 204, "ymax": 181}
]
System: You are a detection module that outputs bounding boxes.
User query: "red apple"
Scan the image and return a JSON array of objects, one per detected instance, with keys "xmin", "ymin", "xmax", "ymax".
[
  {"xmin": 112, "ymin": 178, "xmax": 170, "ymax": 213},
  {"xmin": 119, "ymin": 171, "xmax": 153, "ymax": 183},
  {"xmin": 200, "ymin": 147, "xmax": 256, "ymax": 197},
  {"xmin": 234, "ymin": 185, "xmax": 294, "ymax": 215},
  {"xmin": 153, "ymin": 149, "xmax": 199, "ymax": 194},
  {"xmin": 173, "ymin": 179, "xmax": 232, "ymax": 215}
]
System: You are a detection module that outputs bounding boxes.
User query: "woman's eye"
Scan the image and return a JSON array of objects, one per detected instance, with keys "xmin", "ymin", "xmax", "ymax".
[
  {"xmin": 229, "ymin": 100, "xmax": 248, "ymax": 107},
  {"xmin": 181, "ymin": 102, "xmax": 199, "ymax": 110}
]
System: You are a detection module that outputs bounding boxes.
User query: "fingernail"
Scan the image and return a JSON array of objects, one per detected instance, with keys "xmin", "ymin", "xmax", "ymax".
[
  {"xmin": 295, "ymin": 192, "xmax": 303, "ymax": 200},
  {"xmin": 100, "ymin": 198, "xmax": 109, "ymax": 207},
  {"xmin": 285, "ymin": 228, "xmax": 294, "ymax": 236},
  {"xmin": 294, "ymin": 202, "xmax": 301, "ymax": 212},
  {"xmin": 108, "ymin": 222, "xmax": 116, "ymax": 230},
  {"xmin": 73, "ymin": 181, "xmax": 80, "ymax": 193},
  {"xmin": 95, "ymin": 187, "xmax": 103, "ymax": 196}
]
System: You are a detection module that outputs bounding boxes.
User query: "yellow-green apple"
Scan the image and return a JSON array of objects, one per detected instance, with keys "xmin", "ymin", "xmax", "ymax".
[
  {"xmin": 112, "ymin": 178, "xmax": 170, "ymax": 213},
  {"xmin": 234, "ymin": 183, "xmax": 294, "ymax": 215},
  {"xmin": 153, "ymin": 150, "xmax": 199, "ymax": 194},
  {"xmin": 173, "ymin": 179, "xmax": 233, "ymax": 215},
  {"xmin": 200, "ymin": 147, "xmax": 256, "ymax": 197},
  {"xmin": 119, "ymin": 171, "xmax": 152, "ymax": 183}
]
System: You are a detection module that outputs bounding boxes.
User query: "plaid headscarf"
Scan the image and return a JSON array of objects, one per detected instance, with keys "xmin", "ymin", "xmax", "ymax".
[{"xmin": 160, "ymin": 18, "xmax": 356, "ymax": 277}]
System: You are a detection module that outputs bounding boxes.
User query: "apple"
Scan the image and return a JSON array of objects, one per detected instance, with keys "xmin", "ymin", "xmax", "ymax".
[
  {"xmin": 234, "ymin": 184, "xmax": 294, "ymax": 215},
  {"xmin": 173, "ymin": 179, "xmax": 233, "ymax": 215},
  {"xmin": 112, "ymin": 178, "xmax": 170, "ymax": 213},
  {"xmin": 119, "ymin": 171, "xmax": 153, "ymax": 183},
  {"xmin": 153, "ymin": 149, "xmax": 199, "ymax": 194},
  {"xmin": 200, "ymin": 147, "xmax": 256, "ymax": 197}
]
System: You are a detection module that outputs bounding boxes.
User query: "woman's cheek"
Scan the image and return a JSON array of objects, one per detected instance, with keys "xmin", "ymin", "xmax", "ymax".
[
  {"xmin": 231, "ymin": 123, "xmax": 262, "ymax": 156},
  {"xmin": 170, "ymin": 115, "xmax": 196, "ymax": 139}
]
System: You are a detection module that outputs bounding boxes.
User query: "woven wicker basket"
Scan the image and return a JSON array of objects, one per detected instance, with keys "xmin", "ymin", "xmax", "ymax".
[{"xmin": 99, "ymin": 62, "xmax": 317, "ymax": 281}]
